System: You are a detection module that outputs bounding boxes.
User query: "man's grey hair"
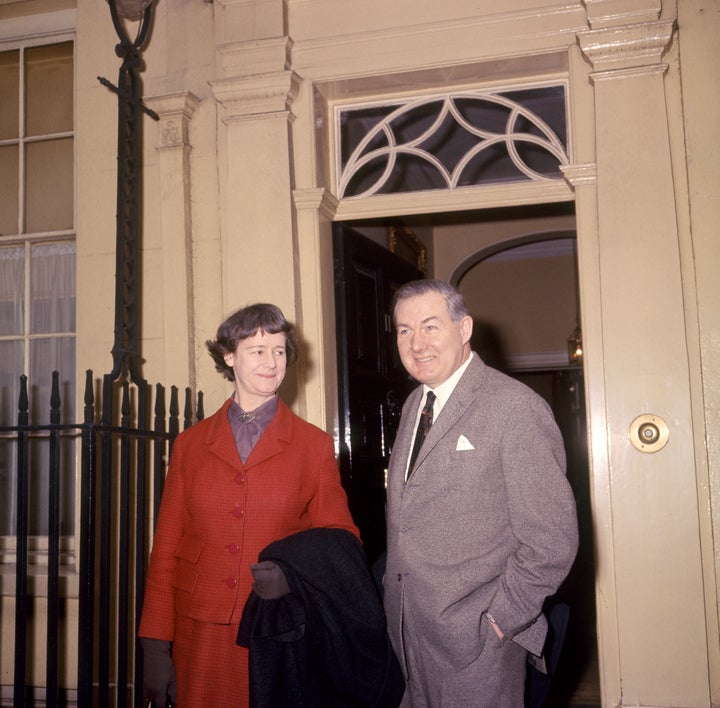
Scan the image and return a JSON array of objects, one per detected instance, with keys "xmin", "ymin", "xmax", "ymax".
[{"xmin": 392, "ymin": 279, "xmax": 469, "ymax": 323}]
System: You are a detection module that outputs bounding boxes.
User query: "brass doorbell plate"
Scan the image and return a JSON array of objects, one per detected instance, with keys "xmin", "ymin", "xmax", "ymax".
[{"xmin": 629, "ymin": 414, "xmax": 669, "ymax": 453}]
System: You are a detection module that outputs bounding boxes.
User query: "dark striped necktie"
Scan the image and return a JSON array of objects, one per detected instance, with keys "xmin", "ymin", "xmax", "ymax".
[{"xmin": 407, "ymin": 390, "xmax": 436, "ymax": 477}]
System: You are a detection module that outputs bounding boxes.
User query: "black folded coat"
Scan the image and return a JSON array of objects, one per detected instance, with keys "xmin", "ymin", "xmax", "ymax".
[{"xmin": 237, "ymin": 528, "xmax": 404, "ymax": 708}]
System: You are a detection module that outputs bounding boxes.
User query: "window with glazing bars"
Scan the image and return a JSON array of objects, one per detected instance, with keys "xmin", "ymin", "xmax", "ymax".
[{"xmin": 0, "ymin": 40, "xmax": 76, "ymax": 540}]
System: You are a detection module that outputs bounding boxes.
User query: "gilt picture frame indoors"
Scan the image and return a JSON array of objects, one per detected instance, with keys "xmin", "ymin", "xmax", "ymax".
[{"xmin": 387, "ymin": 225, "xmax": 427, "ymax": 276}]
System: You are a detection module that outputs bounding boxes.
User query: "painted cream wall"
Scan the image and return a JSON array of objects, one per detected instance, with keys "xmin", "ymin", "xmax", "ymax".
[
  {"xmin": 433, "ymin": 213, "xmax": 577, "ymax": 278},
  {"xmin": 456, "ymin": 252, "xmax": 577, "ymax": 360},
  {"xmin": 571, "ymin": 2, "xmax": 717, "ymax": 702},
  {"xmin": 675, "ymin": 0, "xmax": 720, "ymax": 701},
  {"xmin": 430, "ymin": 214, "xmax": 578, "ymax": 362}
]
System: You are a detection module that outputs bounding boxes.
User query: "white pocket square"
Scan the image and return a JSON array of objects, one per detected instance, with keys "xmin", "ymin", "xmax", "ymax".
[{"xmin": 456, "ymin": 434, "xmax": 475, "ymax": 451}]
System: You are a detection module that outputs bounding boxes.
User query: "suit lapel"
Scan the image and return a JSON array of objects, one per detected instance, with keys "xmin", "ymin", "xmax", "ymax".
[
  {"xmin": 205, "ymin": 399, "xmax": 244, "ymax": 469},
  {"xmin": 392, "ymin": 387, "xmax": 423, "ymax": 476},
  {"xmin": 204, "ymin": 397, "xmax": 295, "ymax": 470},
  {"xmin": 410, "ymin": 354, "xmax": 487, "ymax": 473}
]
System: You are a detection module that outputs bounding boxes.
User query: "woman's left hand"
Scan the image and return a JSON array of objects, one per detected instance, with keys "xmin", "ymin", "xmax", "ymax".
[{"xmin": 250, "ymin": 560, "xmax": 290, "ymax": 599}]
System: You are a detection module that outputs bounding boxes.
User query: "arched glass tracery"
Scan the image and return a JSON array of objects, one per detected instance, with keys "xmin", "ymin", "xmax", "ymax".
[{"xmin": 336, "ymin": 82, "xmax": 569, "ymax": 199}]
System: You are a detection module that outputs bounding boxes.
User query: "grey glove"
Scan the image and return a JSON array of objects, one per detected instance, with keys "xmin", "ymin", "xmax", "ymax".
[
  {"xmin": 250, "ymin": 560, "xmax": 290, "ymax": 599},
  {"xmin": 141, "ymin": 637, "xmax": 177, "ymax": 707}
]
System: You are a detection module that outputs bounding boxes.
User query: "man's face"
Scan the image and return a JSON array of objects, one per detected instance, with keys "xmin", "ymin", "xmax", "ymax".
[
  {"xmin": 223, "ymin": 329, "xmax": 287, "ymax": 410},
  {"xmin": 395, "ymin": 291, "xmax": 472, "ymax": 389}
]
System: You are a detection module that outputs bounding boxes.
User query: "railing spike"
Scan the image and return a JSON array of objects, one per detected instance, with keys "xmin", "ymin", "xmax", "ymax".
[
  {"xmin": 50, "ymin": 371, "xmax": 61, "ymax": 421},
  {"xmin": 84, "ymin": 370, "xmax": 94, "ymax": 409},
  {"xmin": 183, "ymin": 387, "xmax": 192, "ymax": 429},
  {"xmin": 197, "ymin": 391, "xmax": 204, "ymax": 422},
  {"xmin": 169, "ymin": 385, "xmax": 179, "ymax": 419},
  {"xmin": 19, "ymin": 374, "xmax": 28, "ymax": 415},
  {"xmin": 154, "ymin": 383, "xmax": 165, "ymax": 420}
]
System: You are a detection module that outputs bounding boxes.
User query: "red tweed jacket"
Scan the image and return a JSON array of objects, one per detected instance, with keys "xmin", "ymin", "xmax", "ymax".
[{"xmin": 138, "ymin": 397, "xmax": 359, "ymax": 638}]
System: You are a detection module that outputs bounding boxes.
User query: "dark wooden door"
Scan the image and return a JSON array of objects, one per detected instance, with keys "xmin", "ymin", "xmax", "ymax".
[{"xmin": 333, "ymin": 224, "xmax": 421, "ymax": 564}]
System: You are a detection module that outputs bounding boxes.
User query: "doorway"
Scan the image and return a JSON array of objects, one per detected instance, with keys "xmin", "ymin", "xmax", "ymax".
[
  {"xmin": 332, "ymin": 223, "xmax": 421, "ymax": 565},
  {"xmin": 333, "ymin": 202, "xmax": 599, "ymax": 705},
  {"xmin": 452, "ymin": 207, "xmax": 598, "ymax": 704}
]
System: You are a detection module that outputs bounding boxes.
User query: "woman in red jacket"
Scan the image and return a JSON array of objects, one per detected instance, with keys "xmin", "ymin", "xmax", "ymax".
[{"xmin": 138, "ymin": 303, "xmax": 359, "ymax": 707}]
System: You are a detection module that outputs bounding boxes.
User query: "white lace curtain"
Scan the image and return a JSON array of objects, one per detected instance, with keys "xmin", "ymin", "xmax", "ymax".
[{"xmin": 0, "ymin": 240, "xmax": 76, "ymax": 536}]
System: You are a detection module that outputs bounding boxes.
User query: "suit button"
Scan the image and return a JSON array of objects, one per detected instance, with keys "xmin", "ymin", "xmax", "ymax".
[
  {"xmin": 232, "ymin": 506, "xmax": 244, "ymax": 518},
  {"xmin": 228, "ymin": 543, "xmax": 240, "ymax": 554},
  {"xmin": 234, "ymin": 473, "xmax": 246, "ymax": 484},
  {"xmin": 225, "ymin": 577, "xmax": 238, "ymax": 588}
]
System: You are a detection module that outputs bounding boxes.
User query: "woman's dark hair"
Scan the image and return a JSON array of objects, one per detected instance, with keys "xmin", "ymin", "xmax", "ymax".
[{"xmin": 206, "ymin": 303, "xmax": 298, "ymax": 381}]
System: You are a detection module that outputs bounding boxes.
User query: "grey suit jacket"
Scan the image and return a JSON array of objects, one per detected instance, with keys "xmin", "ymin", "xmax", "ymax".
[{"xmin": 384, "ymin": 353, "xmax": 578, "ymax": 676}]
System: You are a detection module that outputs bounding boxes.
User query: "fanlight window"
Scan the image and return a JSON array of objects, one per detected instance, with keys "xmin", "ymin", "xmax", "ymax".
[{"xmin": 336, "ymin": 83, "xmax": 569, "ymax": 198}]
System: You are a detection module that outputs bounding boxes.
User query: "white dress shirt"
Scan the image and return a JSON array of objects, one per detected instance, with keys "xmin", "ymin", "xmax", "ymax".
[{"xmin": 405, "ymin": 351, "xmax": 474, "ymax": 479}]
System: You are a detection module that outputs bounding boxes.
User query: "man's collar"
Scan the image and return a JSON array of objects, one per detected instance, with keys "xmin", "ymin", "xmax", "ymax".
[{"xmin": 423, "ymin": 351, "xmax": 474, "ymax": 410}]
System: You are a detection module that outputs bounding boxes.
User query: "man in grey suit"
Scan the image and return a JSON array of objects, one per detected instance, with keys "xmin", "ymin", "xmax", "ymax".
[{"xmin": 384, "ymin": 279, "xmax": 578, "ymax": 707}]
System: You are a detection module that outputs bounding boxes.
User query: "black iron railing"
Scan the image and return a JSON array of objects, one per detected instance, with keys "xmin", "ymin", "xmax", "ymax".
[{"xmin": 2, "ymin": 370, "xmax": 202, "ymax": 707}]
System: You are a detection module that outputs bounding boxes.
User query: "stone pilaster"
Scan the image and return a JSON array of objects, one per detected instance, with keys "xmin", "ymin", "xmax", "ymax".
[
  {"xmin": 209, "ymin": 37, "xmax": 302, "ymax": 323},
  {"xmin": 574, "ymin": 7, "xmax": 710, "ymax": 704},
  {"xmin": 145, "ymin": 91, "xmax": 201, "ymax": 390}
]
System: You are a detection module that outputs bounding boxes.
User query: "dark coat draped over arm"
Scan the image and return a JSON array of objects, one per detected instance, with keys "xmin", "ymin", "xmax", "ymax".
[{"xmin": 238, "ymin": 528, "xmax": 404, "ymax": 708}]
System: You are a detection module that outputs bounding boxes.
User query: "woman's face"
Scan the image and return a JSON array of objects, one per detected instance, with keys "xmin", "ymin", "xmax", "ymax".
[{"xmin": 223, "ymin": 329, "xmax": 287, "ymax": 410}]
